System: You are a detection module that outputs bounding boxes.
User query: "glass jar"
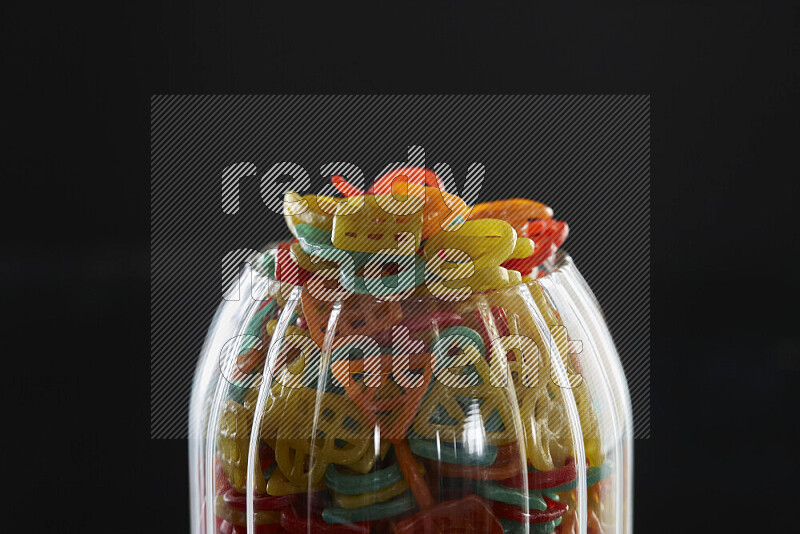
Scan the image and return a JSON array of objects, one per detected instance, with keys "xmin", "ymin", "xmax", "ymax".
[{"xmin": 189, "ymin": 250, "xmax": 633, "ymax": 534}]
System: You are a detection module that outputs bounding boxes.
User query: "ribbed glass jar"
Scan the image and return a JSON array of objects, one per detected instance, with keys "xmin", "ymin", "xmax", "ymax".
[{"xmin": 189, "ymin": 251, "xmax": 633, "ymax": 534}]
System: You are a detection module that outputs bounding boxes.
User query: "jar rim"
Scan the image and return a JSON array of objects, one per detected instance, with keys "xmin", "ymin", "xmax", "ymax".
[{"xmin": 253, "ymin": 245, "xmax": 573, "ymax": 303}]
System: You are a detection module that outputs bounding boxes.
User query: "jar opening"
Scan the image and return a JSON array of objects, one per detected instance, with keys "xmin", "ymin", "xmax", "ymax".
[{"xmin": 253, "ymin": 244, "xmax": 573, "ymax": 305}]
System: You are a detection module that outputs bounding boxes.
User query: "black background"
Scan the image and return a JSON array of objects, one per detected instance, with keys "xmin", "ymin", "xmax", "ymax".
[{"xmin": 5, "ymin": 1, "xmax": 798, "ymax": 532}]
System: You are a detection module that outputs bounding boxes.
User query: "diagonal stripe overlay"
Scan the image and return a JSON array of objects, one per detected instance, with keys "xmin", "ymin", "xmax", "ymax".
[{"xmin": 151, "ymin": 95, "xmax": 650, "ymax": 439}]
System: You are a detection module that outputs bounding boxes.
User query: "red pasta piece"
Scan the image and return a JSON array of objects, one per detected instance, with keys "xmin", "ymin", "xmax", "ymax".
[
  {"xmin": 393, "ymin": 494, "xmax": 504, "ymax": 534},
  {"xmin": 494, "ymin": 496, "xmax": 568, "ymax": 524}
]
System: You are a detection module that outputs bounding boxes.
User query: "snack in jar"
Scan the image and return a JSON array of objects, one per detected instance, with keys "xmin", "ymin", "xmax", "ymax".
[{"xmin": 189, "ymin": 167, "xmax": 634, "ymax": 533}]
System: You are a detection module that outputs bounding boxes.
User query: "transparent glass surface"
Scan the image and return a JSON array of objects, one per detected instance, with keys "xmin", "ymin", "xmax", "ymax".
[{"xmin": 189, "ymin": 252, "xmax": 633, "ymax": 534}]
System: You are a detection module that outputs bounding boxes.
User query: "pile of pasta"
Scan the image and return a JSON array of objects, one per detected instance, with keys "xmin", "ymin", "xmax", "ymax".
[{"xmin": 213, "ymin": 168, "xmax": 610, "ymax": 534}]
